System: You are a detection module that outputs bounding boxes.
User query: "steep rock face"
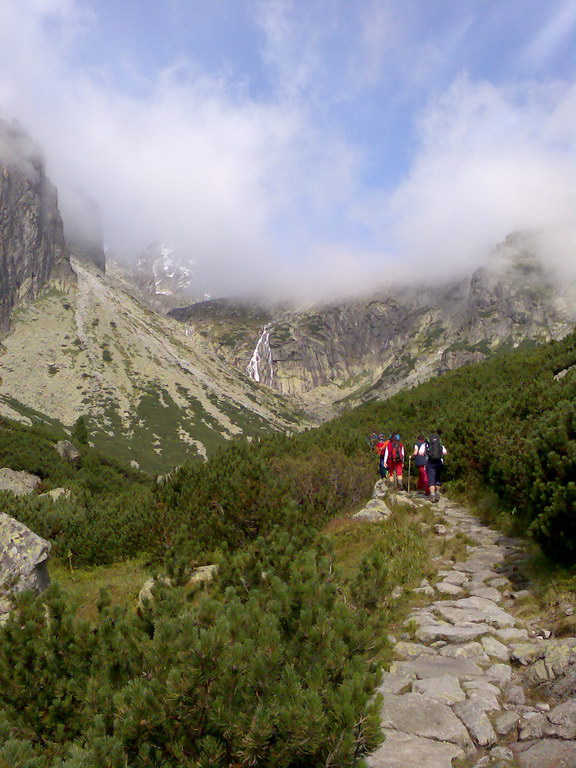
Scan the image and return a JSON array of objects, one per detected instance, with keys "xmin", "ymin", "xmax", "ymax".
[
  {"xmin": 0, "ymin": 119, "xmax": 74, "ymax": 335},
  {"xmin": 171, "ymin": 233, "xmax": 576, "ymax": 416},
  {"xmin": 170, "ymin": 298, "xmax": 274, "ymax": 366}
]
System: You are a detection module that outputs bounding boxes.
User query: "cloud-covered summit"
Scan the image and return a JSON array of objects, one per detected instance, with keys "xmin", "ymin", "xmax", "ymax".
[{"xmin": 0, "ymin": 0, "xmax": 574, "ymax": 299}]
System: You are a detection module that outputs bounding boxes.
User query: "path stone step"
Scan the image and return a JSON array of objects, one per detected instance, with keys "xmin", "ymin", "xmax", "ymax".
[
  {"xmin": 366, "ymin": 729, "xmax": 466, "ymax": 768},
  {"xmin": 379, "ymin": 692, "xmax": 473, "ymax": 752}
]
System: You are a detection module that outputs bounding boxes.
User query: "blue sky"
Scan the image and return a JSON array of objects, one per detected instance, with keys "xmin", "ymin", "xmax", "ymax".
[{"xmin": 0, "ymin": 0, "xmax": 574, "ymax": 297}]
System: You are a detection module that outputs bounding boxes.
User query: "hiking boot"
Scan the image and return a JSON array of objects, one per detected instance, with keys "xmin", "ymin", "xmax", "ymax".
[{"xmin": 434, "ymin": 494, "xmax": 440, "ymax": 503}]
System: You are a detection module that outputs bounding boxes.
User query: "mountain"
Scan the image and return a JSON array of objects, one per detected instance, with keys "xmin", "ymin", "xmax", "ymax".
[
  {"xmin": 0, "ymin": 257, "xmax": 305, "ymax": 472},
  {"xmin": 0, "ymin": 119, "xmax": 74, "ymax": 335},
  {"xmin": 0, "ymin": 122, "xmax": 305, "ymax": 472},
  {"xmin": 2, "ymin": 121, "xmax": 574, "ymax": 469},
  {"xmin": 169, "ymin": 232, "xmax": 576, "ymax": 418}
]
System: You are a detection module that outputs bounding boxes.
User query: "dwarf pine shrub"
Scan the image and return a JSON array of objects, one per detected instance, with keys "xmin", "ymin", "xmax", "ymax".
[{"xmin": 0, "ymin": 527, "xmax": 383, "ymax": 767}]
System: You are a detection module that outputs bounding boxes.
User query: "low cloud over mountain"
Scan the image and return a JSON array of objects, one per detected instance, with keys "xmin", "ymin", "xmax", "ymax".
[{"xmin": 0, "ymin": 0, "xmax": 574, "ymax": 299}]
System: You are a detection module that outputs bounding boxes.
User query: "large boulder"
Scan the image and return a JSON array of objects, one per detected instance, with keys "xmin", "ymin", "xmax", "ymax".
[
  {"xmin": 0, "ymin": 512, "xmax": 51, "ymax": 623},
  {"xmin": 0, "ymin": 468, "xmax": 41, "ymax": 496},
  {"xmin": 55, "ymin": 440, "xmax": 81, "ymax": 464}
]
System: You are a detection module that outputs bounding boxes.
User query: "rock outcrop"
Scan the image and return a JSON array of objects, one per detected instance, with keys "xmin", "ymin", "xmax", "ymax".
[
  {"xmin": 55, "ymin": 440, "xmax": 81, "ymax": 464},
  {"xmin": 0, "ymin": 512, "xmax": 51, "ymax": 623},
  {"xmin": 0, "ymin": 119, "xmax": 74, "ymax": 336},
  {"xmin": 137, "ymin": 564, "xmax": 218, "ymax": 613},
  {"xmin": 0, "ymin": 467, "xmax": 41, "ymax": 496},
  {"xmin": 39, "ymin": 487, "xmax": 72, "ymax": 501}
]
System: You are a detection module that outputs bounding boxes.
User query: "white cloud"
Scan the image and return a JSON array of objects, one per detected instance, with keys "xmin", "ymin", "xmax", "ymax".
[
  {"xmin": 384, "ymin": 77, "xmax": 576, "ymax": 281},
  {"xmin": 0, "ymin": 0, "xmax": 574, "ymax": 300}
]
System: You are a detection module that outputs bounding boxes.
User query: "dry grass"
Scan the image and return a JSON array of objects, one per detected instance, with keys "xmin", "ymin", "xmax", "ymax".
[{"xmin": 50, "ymin": 556, "xmax": 152, "ymax": 623}]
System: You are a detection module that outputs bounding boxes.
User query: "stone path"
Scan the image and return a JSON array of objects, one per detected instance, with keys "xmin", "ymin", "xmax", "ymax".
[{"xmin": 363, "ymin": 486, "xmax": 576, "ymax": 768}]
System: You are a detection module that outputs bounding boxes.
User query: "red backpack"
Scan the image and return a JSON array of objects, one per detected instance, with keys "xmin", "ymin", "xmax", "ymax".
[{"xmin": 388, "ymin": 438, "xmax": 402, "ymax": 462}]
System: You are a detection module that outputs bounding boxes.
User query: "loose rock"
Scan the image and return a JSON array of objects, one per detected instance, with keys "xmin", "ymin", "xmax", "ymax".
[
  {"xmin": 453, "ymin": 697, "xmax": 497, "ymax": 747},
  {"xmin": 55, "ymin": 440, "xmax": 81, "ymax": 463}
]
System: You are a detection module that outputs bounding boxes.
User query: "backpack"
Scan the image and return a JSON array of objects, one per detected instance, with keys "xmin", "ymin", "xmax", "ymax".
[
  {"xmin": 414, "ymin": 440, "xmax": 427, "ymax": 467},
  {"xmin": 388, "ymin": 438, "xmax": 402, "ymax": 462},
  {"xmin": 427, "ymin": 434, "xmax": 443, "ymax": 460}
]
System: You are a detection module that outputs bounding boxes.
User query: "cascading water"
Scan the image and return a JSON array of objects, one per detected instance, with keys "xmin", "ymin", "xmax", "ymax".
[{"xmin": 246, "ymin": 324, "xmax": 274, "ymax": 386}]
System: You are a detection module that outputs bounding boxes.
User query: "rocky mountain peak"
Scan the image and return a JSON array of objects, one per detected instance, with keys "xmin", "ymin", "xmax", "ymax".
[
  {"xmin": 0, "ymin": 118, "xmax": 74, "ymax": 336},
  {"xmin": 108, "ymin": 243, "xmax": 207, "ymax": 314}
]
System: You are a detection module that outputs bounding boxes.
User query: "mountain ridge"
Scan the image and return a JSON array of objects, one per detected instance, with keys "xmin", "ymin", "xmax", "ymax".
[
  {"xmin": 168, "ymin": 231, "xmax": 576, "ymax": 418},
  {"xmin": 1, "ymin": 120, "xmax": 575, "ymax": 467}
]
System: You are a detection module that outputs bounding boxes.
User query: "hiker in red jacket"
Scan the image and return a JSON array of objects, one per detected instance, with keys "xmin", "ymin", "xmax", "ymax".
[{"xmin": 384, "ymin": 433, "xmax": 404, "ymax": 490}]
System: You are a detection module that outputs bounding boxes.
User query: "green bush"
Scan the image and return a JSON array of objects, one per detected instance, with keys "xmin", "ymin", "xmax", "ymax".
[
  {"xmin": 524, "ymin": 400, "xmax": 576, "ymax": 561},
  {"xmin": 3, "ymin": 489, "xmax": 155, "ymax": 566},
  {"xmin": 0, "ymin": 528, "xmax": 383, "ymax": 767}
]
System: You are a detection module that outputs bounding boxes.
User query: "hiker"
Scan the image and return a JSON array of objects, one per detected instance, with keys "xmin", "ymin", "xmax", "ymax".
[
  {"xmin": 384, "ymin": 433, "xmax": 404, "ymax": 489},
  {"xmin": 375, "ymin": 434, "xmax": 388, "ymax": 478},
  {"xmin": 426, "ymin": 432, "xmax": 447, "ymax": 503},
  {"xmin": 367, "ymin": 431, "xmax": 379, "ymax": 450},
  {"xmin": 412, "ymin": 434, "xmax": 430, "ymax": 495}
]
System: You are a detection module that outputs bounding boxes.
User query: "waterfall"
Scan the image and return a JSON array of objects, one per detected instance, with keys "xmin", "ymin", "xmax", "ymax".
[{"xmin": 246, "ymin": 325, "xmax": 274, "ymax": 385}]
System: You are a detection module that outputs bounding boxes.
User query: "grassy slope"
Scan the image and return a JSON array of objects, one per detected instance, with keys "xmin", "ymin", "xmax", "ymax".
[{"xmin": 0, "ymin": 267, "xmax": 307, "ymax": 474}]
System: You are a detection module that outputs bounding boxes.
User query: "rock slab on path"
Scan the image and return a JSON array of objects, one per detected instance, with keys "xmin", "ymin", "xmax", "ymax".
[{"xmin": 366, "ymin": 728, "xmax": 466, "ymax": 768}]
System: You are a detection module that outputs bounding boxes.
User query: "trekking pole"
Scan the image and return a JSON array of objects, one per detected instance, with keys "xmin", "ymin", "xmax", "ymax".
[{"xmin": 408, "ymin": 456, "xmax": 411, "ymax": 493}]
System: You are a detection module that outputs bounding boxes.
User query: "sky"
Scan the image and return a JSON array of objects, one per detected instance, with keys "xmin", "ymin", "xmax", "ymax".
[{"xmin": 0, "ymin": 0, "xmax": 575, "ymax": 298}]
